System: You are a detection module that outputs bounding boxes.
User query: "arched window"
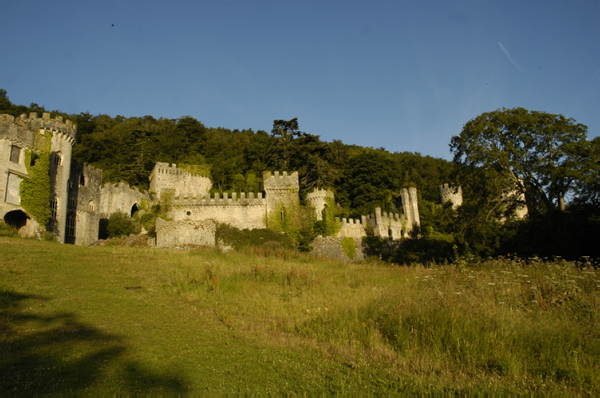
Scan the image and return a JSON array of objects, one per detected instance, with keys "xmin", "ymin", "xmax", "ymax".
[
  {"xmin": 131, "ymin": 203, "xmax": 139, "ymax": 217},
  {"xmin": 88, "ymin": 200, "xmax": 95, "ymax": 213},
  {"xmin": 66, "ymin": 213, "xmax": 76, "ymax": 238},
  {"xmin": 79, "ymin": 174, "xmax": 85, "ymax": 186},
  {"xmin": 49, "ymin": 198, "xmax": 58, "ymax": 221}
]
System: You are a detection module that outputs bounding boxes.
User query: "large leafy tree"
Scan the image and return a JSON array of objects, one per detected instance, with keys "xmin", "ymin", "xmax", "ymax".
[{"xmin": 450, "ymin": 107, "xmax": 589, "ymax": 215}]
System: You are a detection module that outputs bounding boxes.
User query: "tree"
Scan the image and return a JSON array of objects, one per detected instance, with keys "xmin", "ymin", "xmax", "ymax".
[
  {"xmin": 450, "ymin": 108, "xmax": 589, "ymax": 215},
  {"xmin": 270, "ymin": 118, "xmax": 302, "ymax": 170}
]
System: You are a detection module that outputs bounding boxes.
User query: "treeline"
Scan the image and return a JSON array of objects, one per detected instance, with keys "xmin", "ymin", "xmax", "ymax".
[
  {"xmin": 0, "ymin": 90, "xmax": 453, "ymax": 218},
  {"xmin": 3, "ymin": 90, "xmax": 599, "ymax": 262}
]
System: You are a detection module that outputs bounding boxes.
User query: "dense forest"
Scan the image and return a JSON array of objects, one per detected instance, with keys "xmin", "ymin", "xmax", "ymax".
[{"xmin": 2, "ymin": 90, "xmax": 599, "ymax": 262}]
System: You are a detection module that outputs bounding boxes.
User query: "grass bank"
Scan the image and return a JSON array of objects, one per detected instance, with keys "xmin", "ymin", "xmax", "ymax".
[{"xmin": 1, "ymin": 237, "xmax": 598, "ymax": 393}]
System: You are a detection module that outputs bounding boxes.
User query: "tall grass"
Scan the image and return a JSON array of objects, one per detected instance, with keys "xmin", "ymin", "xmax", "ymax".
[
  {"xmin": 165, "ymin": 250, "xmax": 600, "ymax": 393},
  {"xmin": 2, "ymin": 236, "xmax": 599, "ymax": 393}
]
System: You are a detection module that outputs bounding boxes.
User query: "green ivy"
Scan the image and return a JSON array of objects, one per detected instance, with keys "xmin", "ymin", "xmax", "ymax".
[
  {"xmin": 341, "ymin": 237, "xmax": 356, "ymax": 260},
  {"xmin": 322, "ymin": 196, "xmax": 341, "ymax": 237},
  {"xmin": 20, "ymin": 130, "xmax": 52, "ymax": 229}
]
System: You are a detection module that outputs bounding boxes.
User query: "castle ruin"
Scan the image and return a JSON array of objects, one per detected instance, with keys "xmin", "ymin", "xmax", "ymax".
[{"xmin": 1, "ymin": 113, "xmax": 424, "ymax": 247}]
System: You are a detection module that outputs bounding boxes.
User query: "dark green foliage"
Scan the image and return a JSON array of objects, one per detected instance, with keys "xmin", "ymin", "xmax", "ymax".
[
  {"xmin": 216, "ymin": 224, "xmax": 295, "ymax": 250},
  {"xmin": 105, "ymin": 211, "xmax": 141, "ymax": 238},
  {"xmin": 338, "ymin": 149, "xmax": 401, "ymax": 216},
  {"xmin": 499, "ymin": 206, "xmax": 600, "ymax": 260},
  {"xmin": 392, "ymin": 236, "xmax": 455, "ymax": 265},
  {"xmin": 451, "ymin": 107, "xmax": 591, "ymax": 215}
]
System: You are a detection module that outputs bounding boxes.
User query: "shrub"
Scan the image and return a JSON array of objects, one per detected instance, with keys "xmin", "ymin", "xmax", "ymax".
[{"xmin": 106, "ymin": 211, "xmax": 141, "ymax": 238}]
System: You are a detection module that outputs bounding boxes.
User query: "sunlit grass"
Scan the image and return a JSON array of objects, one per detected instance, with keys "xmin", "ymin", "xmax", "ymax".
[{"xmin": 1, "ymin": 237, "xmax": 599, "ymax": 393}]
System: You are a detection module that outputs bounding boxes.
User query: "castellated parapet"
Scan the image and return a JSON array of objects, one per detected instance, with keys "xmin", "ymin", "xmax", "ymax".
[
  {"xmin": 149, "ymin": 162, "xmax": 211, "ymax": 197},
  {"xmin": 306, "ymin": 189, "xmax": 334, "ymax": 221},
  {"xmin": 365, "ymin": 207, "xmax": 406, "ymax": 239},
  {"xmin": 336, "ymin": 216, "xmax": 368, "ymax": 239},
  {"xmin": 439, "ymin": 183, "xmax": 463, "ymax": 209},
  {"xmin": 170, "ymin": 191, "xmax": 267, "ymax": 230}
]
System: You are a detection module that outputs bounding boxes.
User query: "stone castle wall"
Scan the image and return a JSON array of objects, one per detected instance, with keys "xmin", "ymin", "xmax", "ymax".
[
  {"xmin": 155, "ymin": 218, "xmax": 216, "ymax": 248},
  {"xmin": 169, "ymin": 192, "xmax": 267, "ymax": 230},
  {"xmin": 149, "ymin": 162, "xmax": 211, "ymax": 197},
  {"xmin": 100, "ymin": 182, "xmax": 149, "ymax": 217}
]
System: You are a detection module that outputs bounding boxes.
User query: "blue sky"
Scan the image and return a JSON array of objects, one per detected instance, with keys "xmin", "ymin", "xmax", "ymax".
[{"xmin": 2, "ymin": 0, "xmax": 599, "ymax": 160}]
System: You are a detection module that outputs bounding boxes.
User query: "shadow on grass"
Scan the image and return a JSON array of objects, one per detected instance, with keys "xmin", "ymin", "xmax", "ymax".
[{"xmin": 0, "ymin": 290, "xmax": 189, "ymax": 394}]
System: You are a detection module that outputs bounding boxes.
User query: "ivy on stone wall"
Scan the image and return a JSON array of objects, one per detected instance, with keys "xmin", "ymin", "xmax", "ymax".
[
  {"xmin": 322, "ymin": 197, "xmax": 341, "ymax": 237},
  {"xmin": 20, "ymin": 130, "xmax": 52, "ymax": 229},
  {"xmin": 341, "ymin": 237, "xmax": 356, "ymax": 260}
]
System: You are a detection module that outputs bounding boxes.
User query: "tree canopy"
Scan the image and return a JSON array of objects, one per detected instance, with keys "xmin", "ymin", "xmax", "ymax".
[{"xmin": 450, "ymin": 107, "xmax": 592, "ymax": 215}]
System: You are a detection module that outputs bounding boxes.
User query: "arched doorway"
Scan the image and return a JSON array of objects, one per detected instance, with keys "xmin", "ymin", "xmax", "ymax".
[
  {"xmin": 4, "ymin": 210, "xmax": 29, "ymax": 231},
  {"xmin": 131, "ymin": 203, "xmax": 139, "ymax": 217}
]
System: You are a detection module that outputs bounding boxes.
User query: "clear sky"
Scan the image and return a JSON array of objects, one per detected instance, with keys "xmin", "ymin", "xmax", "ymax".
[{"xmin": 2, "ymin": 0, "xmax": 599, "ymax": 160}]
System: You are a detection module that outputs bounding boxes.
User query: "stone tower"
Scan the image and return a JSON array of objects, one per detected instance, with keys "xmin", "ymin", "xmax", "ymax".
[
  {"xmin": 399, "ymin": 187, "xmax": 420, "ymax": 233},
  {"xmin": 263, "ymin": 171, "xmax": 299, "ymax": 222},
  {"xmin": 0, "ymin": 112, "xmax": 76, "ymax": 242},
  {"xmin": 306, "ymin": 188, "xmax": 334, "ymax": 221},
  {"xmin": 149, "ymin": 162, "xmax": 212, "ymax": 198},
  {"xmin": 439, "ymin": 183, "xmax": 463, "ymax": 210}
]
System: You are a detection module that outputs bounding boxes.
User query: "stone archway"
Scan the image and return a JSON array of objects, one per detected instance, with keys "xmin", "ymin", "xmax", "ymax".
[
  {"xmin": 4, "ymin": 210, "xmax": 29, "ymax": 230},
  {"xmin": 131, "ymin": 203, "xmax": 139, "ymax": 217}
]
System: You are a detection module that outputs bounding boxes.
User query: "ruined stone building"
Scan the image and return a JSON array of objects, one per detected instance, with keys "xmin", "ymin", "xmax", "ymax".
[{"xmin": 1, "ymin": 113, "xmax": 423, "ymax": 247}]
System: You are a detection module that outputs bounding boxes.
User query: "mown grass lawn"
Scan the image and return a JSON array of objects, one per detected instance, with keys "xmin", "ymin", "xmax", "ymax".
[{"xmin": 1, "ymin": 237, "xmax": 599, "ymax": 394}]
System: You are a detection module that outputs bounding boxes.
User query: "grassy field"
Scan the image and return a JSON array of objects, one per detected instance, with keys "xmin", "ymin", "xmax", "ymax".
[{"xmin": 1, "ymin": 237, "xmax": 599, "ymax": 394}]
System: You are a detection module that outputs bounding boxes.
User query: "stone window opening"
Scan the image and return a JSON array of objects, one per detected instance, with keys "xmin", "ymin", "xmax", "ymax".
[
  {"xmin": 79, "ymin": 174, "xmax": 85, "ymax": 186},
  {"xmin": 131, "ymin": 203, "xmax": 139, "ymax": 217},
  {"xmin": 50, "ymin": 198, "xmax": 58, "ymax": 221},
  {"xmin": 53, "ymin": 152, "xmax": 62, "ymax": 166},
  {"xmin": 66, "ymin": 213, "xmax": 76, "ymax": 238},
  {"xmin": 10, "ymin": 145, "xmax": 21, "ymax": 163},
  {"xmin": 68, "ymin": 196, "xmax": 77, "ymax": 209},
  {"xmin": 186, "ymin": 211, "xmax": 191, "ymax": 216},
  {"xmin": 88, "ymin": 200, "xmax": 95, "ymax": 213}
]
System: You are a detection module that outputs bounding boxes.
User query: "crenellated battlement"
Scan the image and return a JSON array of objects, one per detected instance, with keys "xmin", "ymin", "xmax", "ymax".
[
  {"xmin": 306, "ymin": 189, "xmax": 334, "ymax": 201},
  {"xmin": 16, "ymin": 112, "xmax": 77, "ymax": 143},
  {"xmin": 172, "ymin": 191, "xmax": 266, "ymax": 206},
  {"xmin": 263, "ymin": 171, "xmax": 299, "ymax": 191},
  {"xmin": 336, "ymin": 216, "xmax": 366, "ymax": 226},
  {"xmin": 439, "ymin": 183, "xmax": 463, "ymax": 209},
  {"xmin": 364, "ymin": 207, "xmax": 406, "ymax": 239}
]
